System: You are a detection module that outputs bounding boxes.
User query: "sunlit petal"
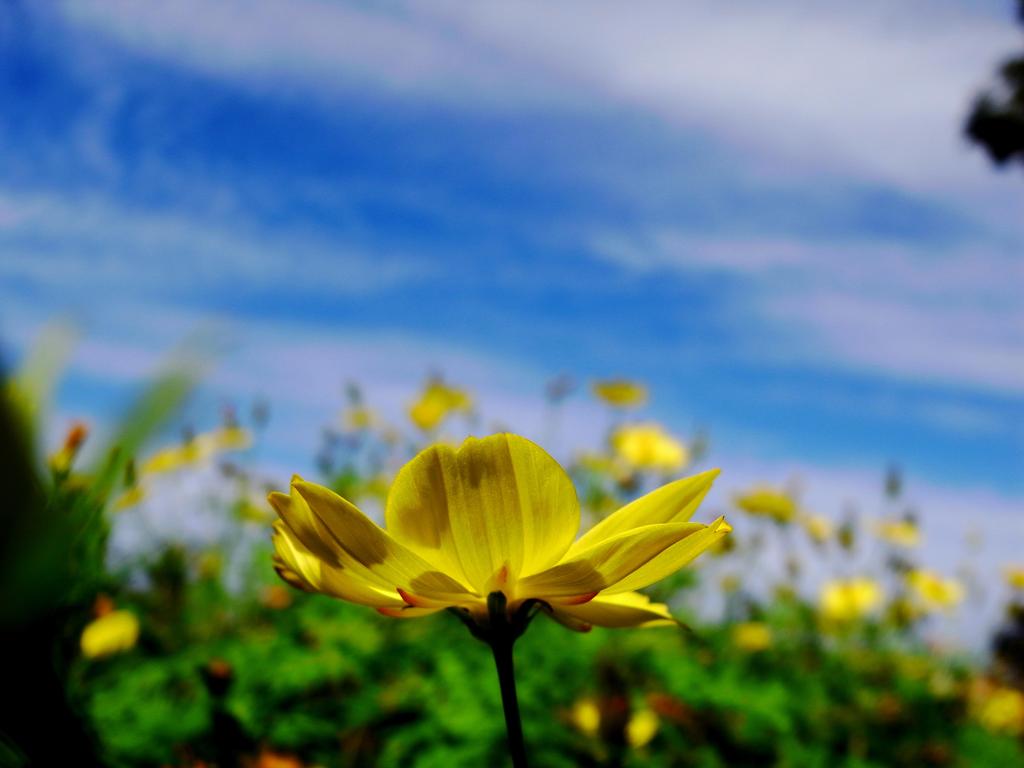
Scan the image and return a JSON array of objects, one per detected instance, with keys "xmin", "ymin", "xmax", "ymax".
[
  {"xmin": 570, "ymin": 468, "xmax": 720, "ymax": 553},
  {"xmin": 551, "ymin": 591, "xmax": 676, "ymax": 629},
  {"xmin": 385, "ymin": 434, "xmax": 579, "ymax": 592},
  {"xmin": 376, "ymin": 605, "xmax": 446, "ymax": 619},
  {"xmin": 518, "ymin": 521, "xmax": 710, "ymax": 597},
  {"xmin": 292, "ymin": 480, "xmax": 476, "ymax": 601},
  {"xmin": 602, "ymin": 516, "xmax": 732, "ymax": 594},
  {"xmin": 272, "ymin": 521, "xmax": 403, "ymax": 607}
]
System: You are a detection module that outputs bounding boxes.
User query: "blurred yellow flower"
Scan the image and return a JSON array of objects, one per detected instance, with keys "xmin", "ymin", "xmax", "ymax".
[
  {"xmin": 820, "ymin": 578, "xmax": 883, "ymax": 622},
  {"xmin": 611, "ymin": 423, "xmax": 689, "ymax": 474},
  {"xmin": 197, "ymin": 551, "xmax": 224, "ymax": 580},
  {"xmin": 906, "ymin": 569, "xmax": 964, "ymax": 612},
  {"xmin": 625, "ymin": 709, "xmax": 659, "ymax": 748},
  {"xmin": 270, "ymin": 434, "xmax": 729, "ymax": 630},
  {"xmin": 142, "ymin": 425, "xmax": 252, "ymax": 474},
  {"xmin": 234, "ymin": 494, "xmax": 275, "ymax": 524},
  {"xmin": 733, "ymin": 486, "xmax": 798, "ymax": 524},
  {"xmin": 887, "ymin": 595, "xmax": 925, "ymax": 626},
  {"xmin": 361, "ymin": 473, "xmax": 393, "ymax": 503},
  {"xmin": 408, "ymin": 380, "xmax": 473, "ymax": 431},
  {"xmin": 342, "ymin": 404, "xmax": 378, "ymax": 431},
  {"xmin": 873, "ymin": 519, "xmax": 920, "ymax": 548},
  {"xmin": 569, "ymin": 698, "xmax": 601, "ymax": 737},
  {"xmin": 80, "ymin": 610, "xmax": 140, "ymax": 659},
  {"xmin": 111, "ymin": 484, "xmax": 147, "ymax": 512},
  {"xmin": 720, "ymin": 574, "xmax": 742, "ymax": 593},
  {"xmin": 592, "ymin": 379, "xmax": 648, "ymax": 408},
  {"xmin": 971, "ymin": 682, "xmax": 1024, "ymax": 736},
  {"xmin": 1004, "ymin": 566, "xmax": 1024, "ymax": 590},
  {"xmin": 732, "ymin": 621, "xmax": 773, "ymax": 652},
  {"xmin": 708, "ymin": 530, "xmax": 736, "ymax": 557},
  {"xmin": 800, "ymin": 514, "xmax": 834, "ymax": 544},
  {"xmin": 576, "ymin": 451, "xmax": 629, "ymax": 482}
]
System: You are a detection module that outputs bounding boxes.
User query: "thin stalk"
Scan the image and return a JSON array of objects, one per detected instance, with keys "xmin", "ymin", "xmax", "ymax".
[{"xmin": 490, "ymin": 635, "xmax": 527, "ymax": 768}]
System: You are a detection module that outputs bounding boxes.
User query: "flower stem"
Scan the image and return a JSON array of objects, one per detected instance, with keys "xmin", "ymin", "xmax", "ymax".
[
  {"xmin": 449, "ymin": 593, "xmax": 539, "ymax": 766},
  {"xmin": 490, "ymin": 634, "xmax": 527, "ymax": 768}
]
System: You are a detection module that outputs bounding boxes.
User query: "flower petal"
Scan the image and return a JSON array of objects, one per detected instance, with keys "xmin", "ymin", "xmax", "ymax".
[
  {"xmin": 271, "ymin": 521, "xmax": 319, "ymax": 592},
  {"xmin": 603, "ymin": 517, "xmax": 731, "ymax": 594},
  {"xmin": 271, "ymin": 482, "xmax": 406, "ymax": 593},
  {"xmin": 376, "ymin": 605, "xmax": 445, "ymax": 619},
  {"xmin": 551, "ymin": 591, "xmax": 677, "ymax": 628},
  {"xmin": 289, "ymin": 480, "xmax": 476, "ymax": 601},
  {"xmin": 517, "ymin": 521, "xmax": 708, "ymax": 598},
  {"xmin": 544, "ymin": 610, "xmax": 593, "ymax": 632},
  {"xmin": 571, "ymin": 469, "xmax": 720, "ymax": 554},
  {"xmin": 384, "ymin": 434, "xmax": 580, "ymax": 593},
  {"xmin": 272, "ymin": 521, "xmax": 404, "ymax": 607},
  {"xmin": 268, "ymin": 476, "xmax": 340, "ymax": 563}
]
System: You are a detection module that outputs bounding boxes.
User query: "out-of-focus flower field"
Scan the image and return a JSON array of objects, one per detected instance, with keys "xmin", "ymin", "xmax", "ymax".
[{"xmin": 2, "ymin": 344, "xmax": 1023, "ymax": 768}]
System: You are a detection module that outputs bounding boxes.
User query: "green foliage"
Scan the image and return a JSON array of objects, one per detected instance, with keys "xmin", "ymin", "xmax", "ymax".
[
  {"xmin": 69, "ymin": 547, "xmax": 1024, "ymax": 767},
  {"xmin": 4, "ymin": 343, "xmax": 1023, "ymax": 766}
]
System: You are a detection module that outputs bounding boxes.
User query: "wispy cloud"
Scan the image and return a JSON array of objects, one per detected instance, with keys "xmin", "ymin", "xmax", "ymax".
[
  {"xmin": 59, "ymin": 0, "xmax": 1022, "ymax": 202},
  {"xmin": 0, "ymin": 189, "xmax": 429, "ymax": 299},
  {"xmin": 2, "ymin": 0, "xmax": 1019, "ymax": 508},
  {"xmin": 593, "ymin": 231, "xmax": 1024, "ymax": 393}
]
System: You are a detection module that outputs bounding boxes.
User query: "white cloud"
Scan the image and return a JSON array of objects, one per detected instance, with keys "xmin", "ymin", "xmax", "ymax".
[
  {"xmin": 59, "ymin": 0, "xmax": 552, "ymax": 107},
  {"xmin": 593, "ymin": 230, "xmax": 1024, "ymax": 393},
  {"xmin": 32, "ymin": 4, "xmax": 1024, "ymax": 395},
  {"xmin": 0, "ymin": 190, "xmax": 428, "ymax": 298},
  {"xmin": 59, "ymin": 0, "xmax": 1024, "ymax": 207}
]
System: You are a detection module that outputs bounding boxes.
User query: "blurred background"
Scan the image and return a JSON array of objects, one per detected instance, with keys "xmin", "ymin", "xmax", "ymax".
[{"xmin": 1, "ymin": 1, "xmax": 1023, "ymax": 766}]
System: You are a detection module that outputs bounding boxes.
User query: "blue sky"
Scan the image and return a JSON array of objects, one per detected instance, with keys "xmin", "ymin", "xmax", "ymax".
[{"xmin": 1, "ymin": 1, "xmax": 1022, "ymax": 574}]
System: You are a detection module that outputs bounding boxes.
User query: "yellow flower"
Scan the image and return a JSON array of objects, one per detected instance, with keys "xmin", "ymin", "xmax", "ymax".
[
  {"xmin": 971, "ymin": 682, "xmax": 1024, "ymax": 736},
  {"xmin": 408, "ymin": 380, "xmax": 473, "ymax": 431},
  {"xmin": 708, "ymin": 531, "xmax": 736, "ymax": 557},
  {"xmin": 873, "ymin": 519, "xmax": 920, "ymax": 548},
  {"xmin": 577, "ymin": 451, "xmax": 618, "ymax": 474},
  {"xmin": 800, "ymin": 514, "xmax": 834, "ymax": 544},
  {"xmin": 732, "ymin": 621, "xmax": 772, "ymax": 652},
  {"xmin": 112, "ymin": 484, "xmax": 147, "ymax": 512},
  {"xmin": 720, "ymin": 574, "xmax": 742, "ymax": 593},
  {"xmin": 1004, "ymin": 566, "xmax": 1024, "ymax": 590},
  {"xmin": 234, "ymin": 494, "xmax": 275, "ymax": 524},
  {"xmin": 887, "ymin": 595, "xmax": 925, "ymax": 626},
  {"xmin": 142, "ymin": 425, "xmax": 252, "ymax": 474},
  {"xmin": 625, "ymin": 709, "xmax": 659, "ymax": 748},
  {"xmin": 733, "ymin": 486, "xmax": 798, "ymax": 524},
  {"xmin": 269, "ymin": 434, "xmax": 729, "ymax": 630},
  {"xmin": 820, "ymin": 578, "xmax": 883, "ymax": 622},
  {"xmin": 611, "ymin": 423, "xmax": 689, "ymax": 473},
  {"xmin": 569, "ymin": 698, "xmax": 601, "ymax": 737},
  {"xmin": 342, "ymin": 404, "xmax": 378, "ymax": 431},
  {"xmin": 80, "ymin": 610, "xmax": 140, "ymax": 659},
  {"xmin": 905, "ymin": 570, "xmax": 964, "ymax": 611},
  {"xmin": 592, "ymin": 379, "xmax": 648, "ymax": 408},
  {"xmin": 361, "ymin": 473, "xmax": 393, "ymax": 503}
]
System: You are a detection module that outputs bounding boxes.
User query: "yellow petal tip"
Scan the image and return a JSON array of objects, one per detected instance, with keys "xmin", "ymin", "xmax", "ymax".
[{"xmin": 267, "ymin": 491, "xmax": 290, "ymax": 511}]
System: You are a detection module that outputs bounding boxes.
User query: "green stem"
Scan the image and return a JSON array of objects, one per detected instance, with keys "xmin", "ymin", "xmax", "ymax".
[
  {"xmin": 449, "ymin": 593, "xmax": 537, "ymax": 767},
  {"xmin": 490, "ymin": 634, "xmax": 527, "ymax": 768}
]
